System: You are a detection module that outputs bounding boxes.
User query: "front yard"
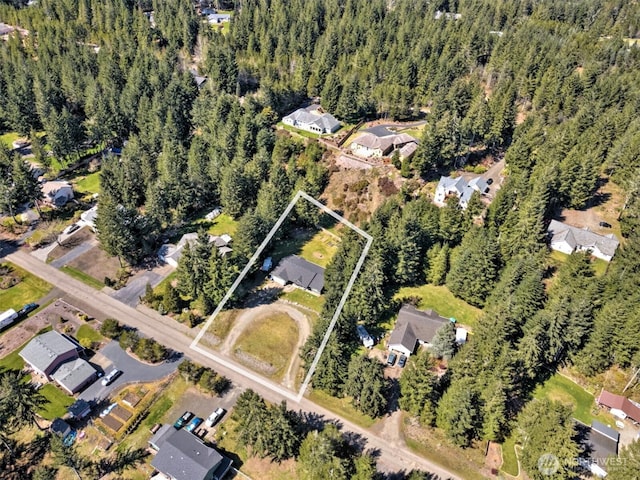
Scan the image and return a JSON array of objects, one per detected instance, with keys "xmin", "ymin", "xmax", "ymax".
[{"xmin": 0, "ymin": 262, "xmax": 52, "ymax": 311}]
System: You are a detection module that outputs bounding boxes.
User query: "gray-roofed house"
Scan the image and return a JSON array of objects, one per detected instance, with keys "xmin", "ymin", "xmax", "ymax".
[
  {"xmin": 350, "ymin": 127, "xmax": 418, "ymax": 159},
  {"xmin": 20, "ymin": 330, "xmax": 80, "ymax": 378},
  {"xmin": 282, "ymin": 105, "xmax": 341, "ymax": 135},
  {"xmin": 158, "ymin": 233, "xmax": 233, "ymax": 267},
  {"xmin": 68, "ymin": 399, "xmax": 92, "ymax": 419},
  {"xmin": 50, "ymin": 418, "xmax": 72, "ymax": 438},
  {"xmin": 582, "ymin": 420, "xmax": 620, "ymax": 478},
  {"xmin": 41, "ymin": 181, "xmax": 74, "ymax": 207},
  {"xmin": 270, "ymin": 255, "xmax": 325, "ymax": 295},
  {"xmin": 547, "ymin": 220, "xmax": 620, "ymax": 262},
  {"xmin": 150, "ymin": 427, "xmax": 232, "ymax": 480},
  {"xmin": 80, "ymin": 205, "xmax": 98, "ymax": 231},
  {"xmin": 388, "ymin": 304, "xmax": 449, "ymax": 357},
  {"xmin": 207, "ymin": 13, "xmax": 231, "ymax": 24},
  {"xmin": 51, "ymin": 358, "xmax": 97, "ymax": 394},
  {"xmin": 434, "ymin": 175, "xmax": 490, "ymax": 209}
]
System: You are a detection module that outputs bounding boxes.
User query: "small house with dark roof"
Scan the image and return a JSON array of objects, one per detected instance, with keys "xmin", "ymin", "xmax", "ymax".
[
  {"xmin": 50, "ymin": 418, "xmax": 72, "ymax": 438},
  {"xmin": 20, "ymin": 330, "xmax": 80, "ymax": 378},
  {"xmin": 388, "ymin": 304, "xmax": 449, "ymax": 357},
  {"xmin": 270, "ymin": 255, "xmax": 325, "ymax": 295},
  {"xmin": 581, "ymin": 420, "xmax": 620, "ymax": 478},
  {"xmin": 150, "ymin": 427, "xmax": 232, "ymax": 480},
  {"xmin": 68, "ymin": 399, "xmax": 92, "ymax": 419}
]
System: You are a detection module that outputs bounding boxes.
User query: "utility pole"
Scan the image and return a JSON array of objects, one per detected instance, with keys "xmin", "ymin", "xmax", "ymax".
[{"xmin": 623, "ymin": 365, "xmax": 640, "ymax": 393}]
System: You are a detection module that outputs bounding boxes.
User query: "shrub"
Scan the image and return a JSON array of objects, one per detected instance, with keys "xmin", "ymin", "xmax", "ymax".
[
  {"xmin": 473, "ymin": 165, "xmax": 487, "ymax": 174},
  {"xmin": 100, "ymin": 318, "xmax": 123, "ymax": 338},
  {"xmin": 79, "ymin": 337, "xmax": 93, "ymax": 349},
  {"xmin": 119, "ymin": 330, "xmax": 140, "ymax": 351}
]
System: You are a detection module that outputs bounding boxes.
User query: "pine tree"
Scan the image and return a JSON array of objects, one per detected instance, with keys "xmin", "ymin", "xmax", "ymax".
[
  {"xmin": 436, "ymin": 381, "xmax": 482, "ymax": 447},
  {"xmin": 345, "ymin": 355, "xmax": 387, "ymax": 418},
  {"xmin": 430, "ymin": 322, "xmax": 457, "ymax": 360},
  {"xmin": 399, "ymin": 350, "xmax": 439, "ymax": 426}
]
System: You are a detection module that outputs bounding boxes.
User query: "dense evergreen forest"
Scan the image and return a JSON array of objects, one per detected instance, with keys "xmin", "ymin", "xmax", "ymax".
[{"xmin": 2, "ymin": 0, "xmax": 640, "ymax": 478}]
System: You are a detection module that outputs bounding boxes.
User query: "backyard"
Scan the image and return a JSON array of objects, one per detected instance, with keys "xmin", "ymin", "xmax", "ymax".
[
  {"xmin": 395, "ymin": 284, "xmax": 482, "ymax": 329},
  {"xmin": 269, "ymin": 227, "xmax": 341, "ymax": 268},
  {"xmin": 73, "ymin": 171, "xmax": 101, "ymax": 195},
  {"xmin": 280, "ymin": 288, "xmax": 325, "ymax": 313},
  {"xmin": 0, "ymin": 262, "xmax": 52, "ymax": 311}
]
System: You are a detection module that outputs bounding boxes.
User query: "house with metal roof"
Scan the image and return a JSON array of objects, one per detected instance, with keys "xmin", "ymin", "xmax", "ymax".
[
  {"xmin": 282, "ymin": 105, "xmax": 341, "ymax": 135},
  {"xmin": 20, "ymin": 330, "xmax": 80, "ymax": 378},
  {"xmin": 596, "ymin": 389, "xmax": 640, "ymax": 423},
  {"xmin": 149, "ymin": 427, "xmax": 232, "ymax": 480},
  {"xmin": 548, "ymin": 220, "xmax": 620, "ymax": 262},
  {"xmin": 388, "ymin": 304, "xmax": 449, "ymax": 357},
  {"xmin": 270, "ymin": 255, "xmax": 325, "ymax": 295}
]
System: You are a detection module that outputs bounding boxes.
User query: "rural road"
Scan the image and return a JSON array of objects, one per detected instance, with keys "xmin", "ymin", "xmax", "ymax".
[{"xmin": 2, "ymin": 248, "xmax": 459, "ymax": 480}]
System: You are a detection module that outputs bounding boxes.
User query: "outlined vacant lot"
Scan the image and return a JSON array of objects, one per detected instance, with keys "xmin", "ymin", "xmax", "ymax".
[{"xmin": 191, "ymin": 191, "xmax": 372, "ymax": 402}]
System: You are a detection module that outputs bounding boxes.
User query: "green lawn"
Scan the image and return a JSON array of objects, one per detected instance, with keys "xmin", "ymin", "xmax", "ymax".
[
  {"xmin": 308, "ymin": 389, "xmax": 377, "ymax": 428},
  {"xmin": 76, "ymin": 324, "xmax": 104, "ymax": 344},
  {"xmin": 548, "ymin": 250, "xmax": 609, "ymax": 277},
  {"xmin": 277, "ymin": 122, "xmax": 321, "ymax": 139},
  {"xmin": 395, "ymin": 284, "xmax": 482, "ymax": 329},
  {"xmin": 208, "ymin": 309, "xmax": 240, "ymax": 341},
  {"xmin": 205, "ymin": 213, "xmax": 239, "ymax": 236},
  {"xmin": 60, "ymin": 265, "xmax": 104, "ymax": 289},
  {"xmin": 0, "ymin": 131, "xmax": 20, "ymax": 148},
  {"xmin": 500, "ymin": 435, "xmax": 519, "ymax": 476},
  {"xmin": 234, "ymin": 313, "xmax": 299, "ymax": 380},
  {"xmin": 299, "ymin": 230, "xmax": 340, "ymax": 268},
  {"xmin": 0, "ymin": 263, "xmax": 52, "ymax": 311},
  {"xmin": 38, "ymin": 384, "xmax": 74, "ymax": 420},
  {"xmin": 0, "ymin": 346, "xmax": 26, "ymax": 370},
  {"xmin": 532, "ymin": 373, "xmax": 611, "ymax": 424},
  {"xmin": 74, "ymin": 171, "xmax": 101, "ymax": 194},
  {"xmin": 280, "ymin": 288, "xmax": 325, "ymax": 313}
]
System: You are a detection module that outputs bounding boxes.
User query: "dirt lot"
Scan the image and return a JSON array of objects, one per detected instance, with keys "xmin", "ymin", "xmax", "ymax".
[
  {"xmin": 67, "ymin": 245, "xmax": 121, "ymax": 281},
  {"xmin": 46, "ymin": 226, "xmax": 94, "ymax": 262}
]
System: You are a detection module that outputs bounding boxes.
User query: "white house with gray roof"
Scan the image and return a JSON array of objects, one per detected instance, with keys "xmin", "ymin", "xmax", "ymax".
[
  {"xmin": 388, "ymin": 304, "xmax": 449, "ymax": 357},
  {"xmin": 158, "ymin": 232, "xmax": 233, "ymax": 268},
  {"xmin": 434, "ymin": 175, "xmax": 489, "ymax": 209},
  {"xmin": 149, "ymin": 426, "xmax": 232, "ymax": 480},
  {"xmin": 547, "ymin": 220, "xmax": 619, "ymax": 261},
  {"xmin": 282, "ymin": 105, "xmax": 340, "ymax": 135}
]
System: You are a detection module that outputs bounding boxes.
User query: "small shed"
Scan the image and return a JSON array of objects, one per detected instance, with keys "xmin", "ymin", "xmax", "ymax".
[
  {"xmin": 68, "ymin": 399, "xmax": 92, "ymax": 419},
  {"xmin": 51, "ymin": 418, "xmax": 72, "ymax": 438}
]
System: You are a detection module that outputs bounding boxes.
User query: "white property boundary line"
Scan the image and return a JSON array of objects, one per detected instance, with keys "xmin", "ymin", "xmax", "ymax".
[{"xmin": 190, "ymin": 190, "xmax": 373, "ymax": 402}]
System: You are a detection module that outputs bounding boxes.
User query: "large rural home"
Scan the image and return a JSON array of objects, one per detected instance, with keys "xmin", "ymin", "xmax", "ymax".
[
  {"xmin": 388, "ymin": 304, "xmax": 450, "ymax": 357},
  {"xmin": 41, "ymin": 181, "xmax": 74, "ymax": 207},
  {"xmin": 158, "ymin": 233, "xmax": 233, "ymax": 268},
  {"xmin": 270, "ymin": 255, "xmax": 325, "ymax": 295},
  {"xmin": 350, "ymin": 126, "xmax": 418, "ymax": 159},
  {"xmin": 434, "ymin": 175, "xmax": 489, "ymax": 209},
  {"xmin": 149, "ymin": 425, "xmax": 232, "ymax": 480},
  {"xmin": 20, "ymin": 331, "xmax": 97, "ymax": 394},
  {"xmin": 547, "ymin": 220, "xmax": 619, "ymax": 262},
  {"xmin": 282, "ymin": 105, "xmax": 340, "ymax": 135}
]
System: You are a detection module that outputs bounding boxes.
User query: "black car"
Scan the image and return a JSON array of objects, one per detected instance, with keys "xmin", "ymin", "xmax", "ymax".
[
  {"xmin": 19, "ymin": 303, "xmax": 38, "ymax": 316},
  {"xmin": 486, "ymin": 178, "xmax": 494, "ymax": 185},
  {"xmin": 387, "ymin": 352, "xmax": 397, "ymax": 366},
  {"xmin": 174, "ymin": 411, "xmax": 194, "ymax": 429},
  {"xmin": 398, "ymin": 355, "xmax": 407, "ymax": 368},
  {"xmin": 599, "ymin": 221, "xmax": 612, "ymax": 228}
]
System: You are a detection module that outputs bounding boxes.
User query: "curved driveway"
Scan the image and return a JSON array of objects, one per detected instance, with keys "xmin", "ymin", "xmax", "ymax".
[{"xmin": 79, "ymin": 341, "xmax": 182, "ymax": 402}]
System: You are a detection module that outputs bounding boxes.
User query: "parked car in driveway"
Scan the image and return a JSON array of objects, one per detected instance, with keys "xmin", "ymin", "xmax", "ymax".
[
  {"xmin": 185, "ymin": 417, "xmax": 203, "ymax": 432},
  {"xmin": 599, "ymin": 221, "xmax": 612, "ymax": 228},
  {"xmin": 63, "ymin": 223, "xmax": 80, "ymax": 235},
  {"xmin": 174, "ymin": 411, "xmax": 194, "ymax": 429},
  {"xmin": 101, "ymin": 368, "xmax": 121, "ymax": 386},
  {"xmin": 205, "ymin": 407, "xmax": 226, "ymax": 427},
  {"xmin": 19, "ymin": 303, "xmax": 38, "ymax": 316},
  {"xmin": 387, "ymin": 352, "xmax": 397, "ymax": 366},
  {"xmin": 398, "ymin": 355, "xmax": 407, "ymax": 368}
]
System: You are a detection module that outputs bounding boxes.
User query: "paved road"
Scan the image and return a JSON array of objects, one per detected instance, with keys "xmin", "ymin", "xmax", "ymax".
[
  {"xmin": 2, "ymin": 248, "xmax": 459, "ymax": 479},
  {"xmin": 80, "ymin": 341, "xmax": 182, "ymax": 402},
  {"xmin": 50, "ymin": 238, "xmax": 97, "ymax": 268}
]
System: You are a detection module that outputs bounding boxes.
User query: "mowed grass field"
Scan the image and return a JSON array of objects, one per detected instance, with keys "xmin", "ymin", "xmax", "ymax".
[
  {"xmin": 206, "ymin": 213, "xmax": 239, "ymax": 236},
  {"xmin": 0, "ymin": 131, "xmax": 20, "ymax": 148},
  {"xmin": 395, "ymin": 284, "xmax": 482, "ymax": 329},
  {"xmin": 234, "ymin": 313, "xmax": 298, "ymax": 379},
  {"xmin": 0, "ymin": 262, "xmax": 52, "ymax": 311},
  {"xmin": 299, "ymin": 230, "xmax": 340, "ymax": 268},
  {"xmin": 74, "ymin": 171, "xmax": 101, "ymax": 194},
  {"xmin": 280, "ymin": 288, "xmax": 325, "ymax": 313}
]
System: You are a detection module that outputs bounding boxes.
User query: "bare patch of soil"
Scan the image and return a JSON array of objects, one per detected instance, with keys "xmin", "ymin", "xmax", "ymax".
[
  {"xmin": 67, "ymin": 245, "xmax": 121, "ymax": 282},
  {"xmin": 46, "ymin": 227, "xmax": 94, "ymax": 261}
]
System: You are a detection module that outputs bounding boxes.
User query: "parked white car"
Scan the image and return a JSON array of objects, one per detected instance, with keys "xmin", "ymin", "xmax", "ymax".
[{"xmin": 205, "ymin": 407, "xmax": 226, "ymax": 427}]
